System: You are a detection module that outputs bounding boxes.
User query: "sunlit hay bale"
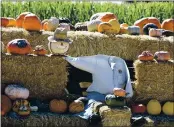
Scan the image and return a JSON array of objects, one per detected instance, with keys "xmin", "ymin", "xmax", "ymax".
[
  {"xmin": 1, "ymin": 112, "xmax": 88, "ymax": 127},
  {"xmin": 99, "ymin": 105, "xmax": 131, "ymax": 127},
  {"xmin": 1, "ymin": 27, "xmax": 174, "ymax": 60},
  {"xmin": 1, "ymin": 54, "xmax": 68, "ymax": 100},
  {"xmin": 134, "ymin": 60, "xmax": 174, "ymax": 102}
]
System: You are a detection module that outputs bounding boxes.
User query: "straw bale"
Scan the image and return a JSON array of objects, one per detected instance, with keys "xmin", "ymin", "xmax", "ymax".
[
  {"xmin": 1, "ymin": 54, "xmax": 68, "ymax": 100},
  {"xmin": 1, "ymin": 27, "xmax": 174, "ymax": 60},
  {"xmin": 134, "ymin": 60, "xmax": 174, "ymax": 102},
  {"xmin": 1, "ymin": 112, "xmax": 88, "ymax": 127},
  {"xmin": 99, "ymin": 105, "xmax": 131, "ymax": 126}
]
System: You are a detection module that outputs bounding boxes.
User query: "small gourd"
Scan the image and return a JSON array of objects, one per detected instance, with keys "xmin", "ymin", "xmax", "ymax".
[
  {"xmin": 105, "ymin": 94, "xmax": 126, "ymax": 107},
  {"xmin": 119, "ymin": 23, "xmax": 129, "ymax": 34},
  {"xmin": 49, "ymin": 99, "xmax": 67, "ymax": 113},
  {"xmin": 7, "ymin": 18, "xmax": 16, "ymax": 27},
  {"xmin": 149, "ymin": 28, "xmax": 163, "ymax": 37},
  {"xmin": 13, "ymin": 99, "xmax": 31, "ymax": 116},
  {"xmin": 113, "ymin": 88, "xmax": 126, "ymax": 97},
  {"xmin": 162, "ymin": 102, "xmax": 174, "ymax": 116},
  {"xmin": 147, "ymin": 99, "xmax": 161, "ymax": 115},
  {"xmin": 5, "ymin": 84, "xmax": 29, "ymax": 100},
  {"xmin": 33, "ymin": 45, "xmax": 48, "ymax": 56}
]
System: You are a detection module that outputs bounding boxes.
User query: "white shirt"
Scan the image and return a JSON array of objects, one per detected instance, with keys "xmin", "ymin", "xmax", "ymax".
[{"xmin": 65, "ymin": 54, "xmax": 133, "ymax": 98}]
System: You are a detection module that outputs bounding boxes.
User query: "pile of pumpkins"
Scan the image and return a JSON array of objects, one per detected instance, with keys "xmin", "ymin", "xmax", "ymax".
[
  {"xmin": 1, "ymin": 12, "xmax": 173, "ymax": 36},
  {"xmin": 1, "ymin": 84, "xmax": 87, "ymax": 117},
  {"xmin": 131, "ymin": 99, "xmax": 174, "ymax": 116},
  {"xmin": 1, "ymin": 12, "xmax": 72, "ymax": 32},
  {"xmin": 1, "ymin": 84, "xmax": 31, "ymax": 116},
  {"xmin": 87, "ymin": 12, "xmax": 174, "ymax": 36},
  {"xmin": 138, "ymin": 51, "xmax": 171, "ymax": 61}
]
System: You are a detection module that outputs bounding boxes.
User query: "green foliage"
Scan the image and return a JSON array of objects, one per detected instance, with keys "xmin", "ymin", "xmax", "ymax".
[{"xmin": 1, "ymin": 1, "xmax": 173, "ymax": 25}]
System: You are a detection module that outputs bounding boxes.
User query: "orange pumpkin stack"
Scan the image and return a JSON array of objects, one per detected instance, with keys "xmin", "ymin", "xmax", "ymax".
[
  {"xmin": 1, "ymin": 17, "xmax": 9, "ymax": 27},
  {"xmin": 1, "ymin": 95, "xmax": 12, "ymax": 116},
  {"xmin": 49, "ymin": 99, "xmax": 67, "ymax": 113},
  {"xmin": 161, "ymin": 19, "xmax": 174, "ymax": 32},
  {"xmin": 22, "ymin": 13, "xmax": 42, "ymax": 31},
  {"xmin": 16, "ymin": 12, "xmax": 31, "ymax": 28}
]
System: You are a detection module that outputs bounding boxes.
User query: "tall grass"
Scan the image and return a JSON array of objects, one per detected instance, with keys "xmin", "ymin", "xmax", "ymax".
[{"xmin": 1, "ymin": 1, "xmax": 174, "ymax": 25}]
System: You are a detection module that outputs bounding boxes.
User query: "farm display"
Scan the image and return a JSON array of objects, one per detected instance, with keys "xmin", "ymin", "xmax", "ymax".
[{"xmin": 1, "ymin": 1, "xmax": 174, "ymax": 127}]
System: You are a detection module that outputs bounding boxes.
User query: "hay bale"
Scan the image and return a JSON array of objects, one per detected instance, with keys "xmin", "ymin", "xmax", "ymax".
[
  {"xmin": 1, "ymin": 54, "xmax": 68, "ymax": 100},
  {"xmin": 1, "ymin": 27, "xmax": 174, "ymax": 60},
  {"xmin": 134, "ymin": 60, "xmax": 174, "ymax": 102},
  {"xmin": 2, "ymin": 112, "xmax": 88, "ymax": 127},
  {"xmin": 99, "ymin": 105, "xmax": 131, "ymax": 126}
]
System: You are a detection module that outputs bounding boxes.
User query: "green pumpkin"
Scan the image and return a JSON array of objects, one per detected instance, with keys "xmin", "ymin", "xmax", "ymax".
[{"xmin": 105, "ymin": 94, "xmax": 126, "ymax": 107}]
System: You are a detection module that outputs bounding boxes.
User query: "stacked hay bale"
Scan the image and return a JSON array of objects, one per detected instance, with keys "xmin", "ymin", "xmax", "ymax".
[
  {"xmin": 99, "ymin": 106, "xmax": 131, "ymax": 126},
  {"xmin": 1, "ymin": 54, "xmax": 68, "ymax": 100},
  {"xmin": 2, "ymin": 113, "xmax": 88, "ymax": 127},
  {"xmin": 1, "ymin": 27, "xmax": 173, "ymax": 60},
  {"xmin": 134, "ymin": 60, "xmax": 174, "ymax": 102}
]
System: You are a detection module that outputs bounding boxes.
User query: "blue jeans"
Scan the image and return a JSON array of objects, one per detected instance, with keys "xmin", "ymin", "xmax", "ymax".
[{"xmin": 74, "ymin": 92, "xmax": 106, "ymax": 120}]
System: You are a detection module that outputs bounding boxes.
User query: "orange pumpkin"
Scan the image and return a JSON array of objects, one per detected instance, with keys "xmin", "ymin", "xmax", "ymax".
[
  {"xmin": 134, "ymin": 17, "xmax": 161, "ymax": 34},
  {"xmin": 113, "ymin": 88, "xmax": 126, "ymax": 97},
  {"xmin": 33, "ymin": 45, "xmax": 48, "ymax": 55},
  {"xmin": 7, "ymin": 18, "xmax": 16, "ymax": 27},
  {"xmin": 1, "ymin": 17, "xmax": 9, "ymax": 27},
  {"xmin": 99, "ymin": 12, "xmax": 117, "ymax": 22},
  {"xmin": 6, "ymin": 39, "xmax": 32, "ymax": 55},
  {"xmin": 49, "ymin": 99, "xmax": 67, "ymax": 113},
  {"xmin": 22, "ymin": 13, "xmax": 42, "ymax": 31},
  {"xmin": 1, "ymin": 95, "xmax": 12, "ymax": 116},
  {"xmin": 161, "ymin": 19, "xmax": 174, "ymax": 32},
  {"xmin": 69, "ymin": 100, "xmax": 84, "ymax": 113},
  {"xmin": 16, "ymin": 12, "xmax": 32, "ymax": 28}
]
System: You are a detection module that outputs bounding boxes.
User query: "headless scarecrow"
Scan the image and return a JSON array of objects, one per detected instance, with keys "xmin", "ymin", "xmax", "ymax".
[{"xmin": 64, "ymin": 55, "xmax": 133, "ymax": 120}]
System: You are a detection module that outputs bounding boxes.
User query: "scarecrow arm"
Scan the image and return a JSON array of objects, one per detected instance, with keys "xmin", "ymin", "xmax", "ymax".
[{"xmin": 64, "ymin": 55, "xmax": 96, "ymax": 74}]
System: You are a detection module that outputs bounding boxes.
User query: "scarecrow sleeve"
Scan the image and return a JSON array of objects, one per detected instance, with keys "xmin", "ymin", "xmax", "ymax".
[
  {"xmin": 124, "ymin": 61, "xmax": 133, "ymax": 98},
  {"xmin": 64, "ymin": 55, "xmax": 96, "ymax": 74}
]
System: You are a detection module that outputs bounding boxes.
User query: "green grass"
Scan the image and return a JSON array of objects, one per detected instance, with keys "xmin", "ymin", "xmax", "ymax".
[{"xmin": 1, "ymin": 1, "xmax": 174, "ymax": 25}]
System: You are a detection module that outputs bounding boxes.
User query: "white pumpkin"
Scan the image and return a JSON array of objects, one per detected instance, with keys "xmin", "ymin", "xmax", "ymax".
[
  {"xmin": 58, "ymin": 23, "xmax": 70, "ymax": 31},
  {"xmin": 5, "ymin": 84, "xmax": 29, "ymax": 100},
  {"xmin": 87, "ymin": 20, "xmax": 102, "ymax": 32},
  {"xmin": 47, "ymin": 17, "xmax": 59, "ymax": 31}
]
